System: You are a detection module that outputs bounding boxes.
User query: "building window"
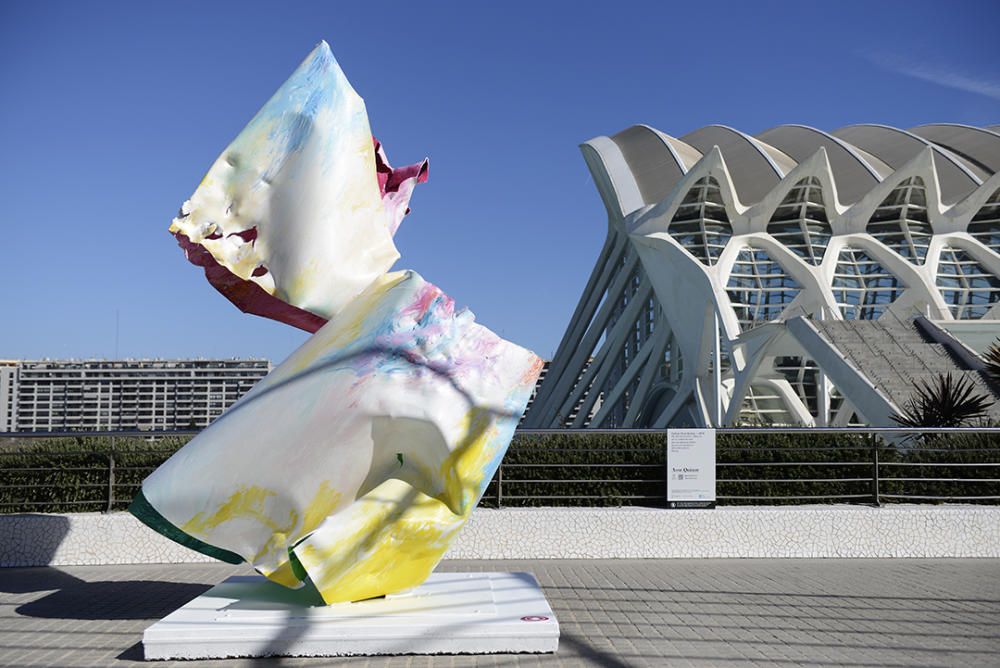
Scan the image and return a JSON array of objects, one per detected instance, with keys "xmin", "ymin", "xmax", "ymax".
[
  {"xmin": 726, "ymin": 247, "xmax": 800, "ymax": 329},
  {"xmin": 766, "ymin": 177, "xmax": 831, "ymax": 266},
  {"xmin": 936, "ymin": 247, "xmax": 1000, "ymax": 319},
  {"xmin": 833, "ymin": 248, "xmax": 905, "ymax": 319},
  {"xmin": 968, "ymin": 188, "xmax": 1000, "ymax": 255},
  {"xmin": 867, "ymin": 176, "xmax": 932, "ymax": 264},
  {"xmin": 668, "ymin": 176, "xmax": 732, "ymax": 266}
]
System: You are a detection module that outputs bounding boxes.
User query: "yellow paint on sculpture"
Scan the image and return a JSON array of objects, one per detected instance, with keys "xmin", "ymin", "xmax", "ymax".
[
  {"xmin": 294, "ymin": 482, "xmax": 463, "ymax": 603},
  {"xmin": 252, "ymin": 483, "xmax": 344, "ymax": 588},
  {"xmin": 182, "ymin": 485, "xmax": 289, "ymax": 535},
  {"xmin": 265, "ymin": 560, "xmax": 303, "ymax": 589},
  {"xmin": 440, "ymin": 407, "xmax": 498, "ymax": 516},
  {"xmin": 181, "ymin": 485, "xmax": 298, "ymax": 583},
  {"xmin": 181, "ymin": 481, "xmax": 345, "ymax": 590},
  {"xmin": 300, "ymin": 482, "xmax": 343, "ymax": 536},
  {"xmin": 311, "ymin": 511, "xmax": 459, "ymax": 603},
  {"xmin": 291, "ymin": 407, "xmax": 498, "ymax": 604}
]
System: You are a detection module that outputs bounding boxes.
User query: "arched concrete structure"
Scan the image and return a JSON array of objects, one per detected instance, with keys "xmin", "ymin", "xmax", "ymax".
[{"xmin": 524, "ymin": 124, "xmax": 1000, "ymax": 429}]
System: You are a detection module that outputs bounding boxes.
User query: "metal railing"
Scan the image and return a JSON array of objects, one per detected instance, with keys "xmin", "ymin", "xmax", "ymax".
[
  {"xmin": 0, "ymin": 427, "xmax": 998, "ymax": 512},
  {"xmin": 0, "ymin": 431, "xmax": 194, "ymax": 513},
  {"xmin": 499, "ymin": 428, "xmax": 1000, "ymax": 507}
]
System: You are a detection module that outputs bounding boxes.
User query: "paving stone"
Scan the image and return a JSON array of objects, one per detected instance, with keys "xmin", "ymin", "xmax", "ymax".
[{"xmin": 0, "ymin": 559, "xmax": 998, "ymax": 666}]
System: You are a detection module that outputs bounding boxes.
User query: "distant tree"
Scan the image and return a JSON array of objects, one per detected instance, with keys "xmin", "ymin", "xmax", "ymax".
[{"xmin": 890, "ymin": 373, "xmax": 993, "ymax": 435}]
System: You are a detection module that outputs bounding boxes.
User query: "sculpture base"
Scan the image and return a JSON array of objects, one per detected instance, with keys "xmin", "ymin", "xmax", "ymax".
[{"xmin": 143, "ymin": 571, "xmax": 558, "ymax": 660}]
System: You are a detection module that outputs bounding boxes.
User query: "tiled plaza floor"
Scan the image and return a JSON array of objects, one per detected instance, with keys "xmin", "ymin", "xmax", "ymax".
[{"xmin": 1, "ymin": 559, "xmax": 998, "ymax": 667}]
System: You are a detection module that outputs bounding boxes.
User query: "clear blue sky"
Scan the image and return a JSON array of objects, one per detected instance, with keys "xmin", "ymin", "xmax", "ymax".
[{"xmin": 1, "ymin": 1, "xmax": 997, "ymax": 363}]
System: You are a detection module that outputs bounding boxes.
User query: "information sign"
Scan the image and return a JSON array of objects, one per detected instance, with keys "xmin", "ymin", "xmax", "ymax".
[{"xmin": 667, "ymin": 429, "xmax": 716, "ymax": 508}]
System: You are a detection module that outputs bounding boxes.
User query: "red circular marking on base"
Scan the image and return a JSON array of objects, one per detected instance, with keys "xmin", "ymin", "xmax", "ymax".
[{"xmin": 520, "ymin": 615, "xmax": 549, "ymax": 622}]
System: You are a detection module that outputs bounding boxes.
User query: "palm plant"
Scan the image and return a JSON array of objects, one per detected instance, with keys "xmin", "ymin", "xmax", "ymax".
[
  {"xmin": 984, "ymin": 337, "xmax": 1000, "ymax": 389},
  {"xmin": 890, "ymin": 373, "xmax": 993, "ymax": 433}
]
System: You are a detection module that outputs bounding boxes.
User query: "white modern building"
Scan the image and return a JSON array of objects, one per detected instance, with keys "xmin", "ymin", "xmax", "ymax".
[
  {"xmin": 524, "ymin": 124, "xmax": 1000, "ymax": 428},
  {"xmin": 0, "ymin": 359, "xmax": 270, "ymax": 432}
]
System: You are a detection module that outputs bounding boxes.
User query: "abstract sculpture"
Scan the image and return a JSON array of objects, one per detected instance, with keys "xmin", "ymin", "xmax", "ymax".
[{"xmin": 131, "ymin": 42, "xmax": 542, "ymax": 604}]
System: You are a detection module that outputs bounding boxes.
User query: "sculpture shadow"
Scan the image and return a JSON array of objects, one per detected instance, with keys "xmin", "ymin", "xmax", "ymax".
[
  {"xmin": 14, "ymin": 574, "xmax": 212, "ymax": 620},
  {"xmin": 0, "ymin": 566, "xmax": 77, "ymax": 597}
]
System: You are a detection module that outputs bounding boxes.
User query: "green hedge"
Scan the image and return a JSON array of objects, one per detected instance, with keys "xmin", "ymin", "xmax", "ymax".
[
  {"xmin": 481, "ymin": 433, "xmax": 665, "ymax": 508},
  {"xmin": 482, "ymin": 432, "xmax": 888, "ymax": 507},
  {"xmin": 0, "ymin": 436, "xmax": 190, "ymax": 513},
  {"xmin": 876, "ymin": 431, "xmax": 1000, "ymax": 502},
  {"xmin": 716, "ymin": 432, "xmax": 877, "ymax": 505},
  {"xmin": 0, "ymin": 431, "xmax": 996, "ymax": 513}
]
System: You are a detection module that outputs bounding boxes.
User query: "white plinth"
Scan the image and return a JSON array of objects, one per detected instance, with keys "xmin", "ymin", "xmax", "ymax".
[{"xmin": 143, "ymin": 571, "xmax": 558, "ymax": 660}]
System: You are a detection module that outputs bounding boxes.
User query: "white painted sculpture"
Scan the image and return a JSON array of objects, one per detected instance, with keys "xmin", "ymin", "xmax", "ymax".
[{"xmin": 133, "ymin": 42, "xmax": 542, "ymax": 604}]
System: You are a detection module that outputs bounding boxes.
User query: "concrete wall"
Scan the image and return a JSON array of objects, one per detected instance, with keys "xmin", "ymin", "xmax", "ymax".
[{"xmin": 2, "ymin": 506, "xmax": 998, "ymax": 568}]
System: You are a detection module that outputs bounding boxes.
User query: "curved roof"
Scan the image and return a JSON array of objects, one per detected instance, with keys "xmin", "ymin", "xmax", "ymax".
[
  {"xmin": 579, "ymin": 136, "xmax": 645, "ymax": 218},
  {"xmin": 681, "ymin": 125, "xmax": 795, "ymax": 204},
  {"xmin": 756, "ymin": 124, "xmax": 890, "ymax": 204},
  {"xmin": 833, "ymin": 124, "xmax": 983, "ymax": 203},
  {"xmin": 583, "ymin": 123, "xmax": 998, "ymax": 220},
  {"xmin": 910, "ymin": 124, "xmax": 1000, "ymax": 175},
  {"xmin": 610, "ymin": 125, "xmax": 692, "ymax": 207},
  {"xmin": 642, "ymin": 125, "xmax": 703, "ymax": 172}
]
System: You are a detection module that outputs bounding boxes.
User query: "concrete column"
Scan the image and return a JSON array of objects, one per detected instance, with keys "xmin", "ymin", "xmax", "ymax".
[
  {"xmin": 669, "ymin": 336, "xmax": 679, "ymax": 383},
  {"xmin": 817, "ymin": 370, "xmax": 831, "ymax": 427},
  {"xmin": 712, "ymin": 310, "xmax": 722, "ymax": 426}
]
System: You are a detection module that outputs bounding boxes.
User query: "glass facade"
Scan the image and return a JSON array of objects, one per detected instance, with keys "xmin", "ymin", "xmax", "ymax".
[
  {"xmin": 767, "ymin": 177, "xmax": 832, "ymax": 265},
  {"xmin": 936, "ymin": 247, "xmax": 1000, "ymax": 319},
  {"xmin": 832, "ymin": 248, "xmax": 906, "ymax": 320},
  {"xmin": 668, "ymin": 176, "xmax": 732, "ymax": 266},
  {"xmin": 726, "ymin": 247, "xmax": 801, "ymax": 329},
  {"xmin": 867, "ymin": 177, "xmax": 932, "ymax": 264},
  {"xmin": 968, "ymin": 188, "xmax": 1000, "ymax": 254},
  {"xmin": 774, "ymin": 356, "xmax": 819, "ymax": 418}
]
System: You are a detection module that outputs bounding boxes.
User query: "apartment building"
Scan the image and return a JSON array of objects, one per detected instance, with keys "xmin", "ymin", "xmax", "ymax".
[{"xmin": 0, "ymin": 359, "xmax": 270, "ymax": 432}]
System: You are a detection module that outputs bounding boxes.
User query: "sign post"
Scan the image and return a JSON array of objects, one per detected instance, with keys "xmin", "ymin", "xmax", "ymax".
[{"xmin": 667, "ymin": 429, "xmax": 716, "ymax": 508}]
